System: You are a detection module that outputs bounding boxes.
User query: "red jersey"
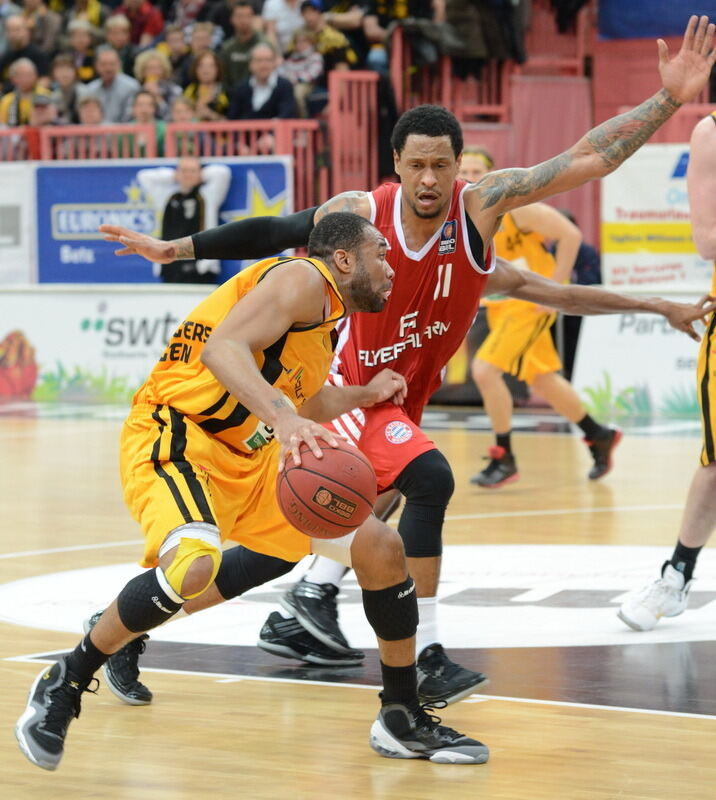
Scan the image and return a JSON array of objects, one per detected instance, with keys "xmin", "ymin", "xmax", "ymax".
[{"xmin": 332, "ymin": 180, "xmax": 495, "ymax": 420}]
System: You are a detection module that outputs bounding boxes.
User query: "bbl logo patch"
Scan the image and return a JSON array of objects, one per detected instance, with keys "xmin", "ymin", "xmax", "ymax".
[
  {"xmin": 312, "ymin": 487, "xmax": 356, "ymax": 519},
  {"xmin": 438, "ymin": 219, "xmax": 457, "ymax": 255},
  {"xmin": 385, "ymin": 420, "xmax": 413, "ymax": 444}
]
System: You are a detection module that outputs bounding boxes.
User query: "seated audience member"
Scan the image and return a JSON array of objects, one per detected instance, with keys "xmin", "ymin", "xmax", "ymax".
[
  {"xmin": 322, "ymin": 0, "xmax": 369, "ymax": 66},
  {"xmin": 103, "ymin": 14, "xmax": 135, "ymax": 75},
  {"xmin": 112, "ymin": 0, "xmax": 163, "ymax": 47},
  {"xmin": 262, "ymin": 0, "xmax": 302, "ymax": 54},
  {"xmin": 22, "ymin": 0, "xmax": 63, "ymax": 56},
  {"xmin": 27, "ymin": 89, "xmax": 58, "ymax": 125},
  {"xmin": 158, "ymin": 24, "xmax": 192, "ymax": 86},
  {"xmin": 362, "ymin": 0, "xmax": 437, "ymax": 75},
  {"xmin": 49, "ymin": 52, "xmax": 80, "ymax": 122},
  {"xmin": 66, "ymin": 18, "xmax": 96, "ymax": 82},
  {"xmin": 0, "ymin": 14, "xmax": 49, "ymax": 84},
  {"xmin": 136, "ymin": 158, "xmax": 232, "ymax": 283},
  {"xmin": 76, "ymin": 92, "xmax": 104, "ymax": 124},
  {"xmin": 208, "ymin": 0, "xmax": 250, "ymax": 41},
  {"xmin": 65, "ymin": 0, "xmax": 110, "ymax": 37},
  {"xmin": 169, "ymin": 95, "xmax": 203, "ymax": 155},
  {"xmin": 279, "ymin": 28, "xmax": 323, "ymax": 117},
  {"xmin": 169, "ymin": 94, "xmax": 196, "ymax": 122},
  {"xmin": 134, "ymin": 48, "xmax": 181, "ymax": 119},
  {"xmin": 300, "ymin": 0, "xmax": 357, "ymax": 73},
  {"xmin": 228, "ymin": 42, "xmax": 297, "ymax": 119},
  {"xmin": 77, "ymin": 44, "xmax": 139, "ymax": 122},
  {"xmin": 220, "ymin": 1, "xmax": 266, "ymax": 88},
  {"xmin": 177, "ymin": 20, "xmax": 215, "ymax": 87},
  {"xmin": 0, "ymin": 57, "xmax": 51, "ymax": 124},
  {"xmin": 1, "ymin": 3, "xmax": 23, "ymax": 57},
  {"xmin": 165, "ymin": 0, "xmax": 207, "ymax": 36},
  {"xmin": 129, "ymin": 87, "xmax": 165, "ymax": 154},
  {"xmin": 183, "ymin": 50, "xmax": 229, "ymax": 121}
]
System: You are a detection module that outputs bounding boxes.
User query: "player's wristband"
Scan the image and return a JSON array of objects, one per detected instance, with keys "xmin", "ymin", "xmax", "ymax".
[{"xmin": 192, "ymin": 206, "xmax": 318, "ymax": 261}]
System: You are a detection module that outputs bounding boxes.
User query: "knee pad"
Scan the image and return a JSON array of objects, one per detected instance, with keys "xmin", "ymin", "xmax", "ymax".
[
  {"xmin": 393, "ymin": 450, "xmax": 454, "ymax": 558},
  {"xmin": 117, "ymin": 568, "xmax": 183, "ymax": 633},
  {"xmin": 214, "ymin": 545, "xmax": 297, "ymax": 600},
  {"xmin": 159, "ymin": 523, "xmax": 222, "ymax": 599},
  {"xmin": 362, "ymin": 576, "xmax": 418, "ymax": 641}
]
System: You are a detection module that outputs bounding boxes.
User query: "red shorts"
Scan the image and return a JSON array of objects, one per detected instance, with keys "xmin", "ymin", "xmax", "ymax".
[{"xmin": 324, "ymin": 401, "xmax": 436, "ymax": 494}]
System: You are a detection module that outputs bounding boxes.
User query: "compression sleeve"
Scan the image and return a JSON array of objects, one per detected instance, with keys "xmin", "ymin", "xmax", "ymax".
[{"xmin": 192, "ymin": 206, "xmax": 318, "ymax": 261}]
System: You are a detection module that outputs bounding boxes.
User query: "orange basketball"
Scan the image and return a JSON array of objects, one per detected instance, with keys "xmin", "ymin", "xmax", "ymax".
[{"xmin": 277, "ymin": 440, "xmax": 377, "ymax": 539}]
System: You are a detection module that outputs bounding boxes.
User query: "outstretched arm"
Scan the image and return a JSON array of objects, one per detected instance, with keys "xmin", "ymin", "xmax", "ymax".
[
  {"xmin": 299, "ymin": 369, "xmax": 408, "ymax": 422},
  {"xmin": 687, "ymin": 114, "xmax": 716, "ymax": 259},
  {"xmin": 485, "ymin": 257, "xmax": 716, "ymax": 341},
  {"xmin": 465, "ymin": 15, "xmax": 715, "ymax": 226}
]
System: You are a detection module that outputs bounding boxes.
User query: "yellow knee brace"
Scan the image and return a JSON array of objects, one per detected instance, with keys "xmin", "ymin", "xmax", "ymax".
[{"xmin": 164, "ymin": 537, "xmax": 221, "ymax": 599}]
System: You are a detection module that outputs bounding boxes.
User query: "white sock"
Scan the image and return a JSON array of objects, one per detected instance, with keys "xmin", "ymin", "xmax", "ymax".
[
  {"xmin": 303, "ymin": 556, "xmax": 346, "ymax": 587},
  {"xmin": 416, "ymin": 596, "xmax": 439, "ymax": 656}
]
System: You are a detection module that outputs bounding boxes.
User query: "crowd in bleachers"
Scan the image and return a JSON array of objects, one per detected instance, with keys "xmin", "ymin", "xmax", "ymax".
[{"xmin": 0, "ymin": 0, "xmax": 451, "ymax": 132}]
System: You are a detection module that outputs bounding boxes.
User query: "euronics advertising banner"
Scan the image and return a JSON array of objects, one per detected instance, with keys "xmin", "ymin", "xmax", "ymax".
[
  {"xmin": 573, "ymin": 302, "xmax": 701, "ymax": 421},
  {"xmin": 0, "ymin": 163, "xmax": 36, "ymax": 283},
  {"xmin": 35, "ymin": 156, "xmax": 292, "ymax": 283},
  {"xmin": 601, "ymin": 143, "xmax": 712, "ymax": 292},
  {"xmin": 0, "ymin": 287, "xmax": 208, "ymax": 403}
]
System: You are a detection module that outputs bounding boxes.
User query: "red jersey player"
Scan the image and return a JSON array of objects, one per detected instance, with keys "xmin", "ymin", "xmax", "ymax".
[{"xmin": 99, "ymin": 15, "xmax": 716, "ymax": 725}]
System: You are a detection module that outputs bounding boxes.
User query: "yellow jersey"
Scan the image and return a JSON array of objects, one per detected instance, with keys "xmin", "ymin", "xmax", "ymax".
[{"xmin": 132, "ymin": 256, "xmax": 345, "ymax": 454}]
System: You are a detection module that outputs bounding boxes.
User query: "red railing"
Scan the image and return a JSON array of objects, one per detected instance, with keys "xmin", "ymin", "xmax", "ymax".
[
  {"xmin": 164, "ymin": 119, "xmax": 329, "ymax": 209},
  {"xmin": 40, "ymin": 124, "xmax": 157, "ymax": 159},
  {"xmin": 327, "ymin": 70, "xmax": 379, "ymax": 195},
  {"xmin": 0, "ymin": 127, "xmax": 29, "ymax": 160},
  {"xmin": 518, "ymin": 0, "xmax": 590, "ymax": 75}
]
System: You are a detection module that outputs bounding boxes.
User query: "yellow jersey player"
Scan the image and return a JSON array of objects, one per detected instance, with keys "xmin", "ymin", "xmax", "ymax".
[
  {"xmin": 15, "ymin": 213, "xmax": 491, "ymax": 770},
  {"xmin": 460, "ymin": 149, "xmax": 621, "ymax": 488}
]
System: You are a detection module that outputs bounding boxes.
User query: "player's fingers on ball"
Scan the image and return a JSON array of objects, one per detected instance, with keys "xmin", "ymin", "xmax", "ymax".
[
  {"xmin": 304, "ymin": 433, "xmax": 324, "ymax": 458},
  {"xmin": 319, "ymin": 430, "xmax": 339, "ymax": 448}
]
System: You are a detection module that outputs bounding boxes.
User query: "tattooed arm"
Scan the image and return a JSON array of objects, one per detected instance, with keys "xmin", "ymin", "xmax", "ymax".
[
  {"xmin": 313, "ymin": 191, "xmax": 373, "ymax": 223},
  {"xmin": 465, "ymin": 15, "xmax": 715, "ymax": 228}
]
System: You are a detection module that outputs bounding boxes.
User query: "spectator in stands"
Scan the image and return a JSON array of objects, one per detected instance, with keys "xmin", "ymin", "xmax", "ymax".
[
  {"xmin": 170, "ymin": 94, "xmax": 196, "ymax": 122},
  {"xmin": 136, "ymin": 158, "xmax": 232, "ymax": 283},
  {"xmin": 279, "ymin": 28, "xmax": 323, "ymax": 117},
  {"xmin": 159, "ymin": 24, "xmax": 191, "ymax": 86},
  {"xmin": 65, "ymin": 0, "xmax": 110, "ymax": 37},
  {"xmin": 363, "ymin": 0, "xmax": 437, "ymax": 75},
  {"xmin": 262, "ymin": 0, "xmax": 303, "ymax": 55},
  {"xmin": 77, "ymin": 44, "xmax": 139, "ymax": 122},
  {"xmin": 208, "ymin": 0, "xmax": 247, "ymax": 42},
  {"xmin": 103, "ymin": 15, "xmax": 135, "ymax": 75},
  {"xmin": 112, "ymin": 0, "xmax": 163, "ymax": 47},
  {"xmin": 0, "ymin": 14, "xmax": 49, "ymax": 85},
  {"xmin": 0, "ymin": 1, "xmax": 22, "ymax": 57},
  {"xmin": 178, "ymin": 21, "xmax": 216, "ymax": 87},
  {"xmin": 66, "ymin": 19, "xmax": 96, "ymax": 82},
  {"xmin": 76, "ymin": 92, "xmax": 103, "ymax": 124},
  {"xmin": 165, "ymin": 0, "xmax": 207, "ymax": 36},
  {"xmin": 220, "ymin": 1, "xmax": 265, "ymax": 88},
  {"xmin": 128, "ymin": 87, "xmax": 164, "ymax": 154},
  {"xmin": 183, "ymin": 50, "xmax": 229, "ymax": 121},
  {"xmin": 28, "ymin": 89, "xmax": 57, "ymax": 125},
  {"xmin": 321, "ymin": 0, "xmax": 369, "ymax": 65},
  {"xmin": 134, "ymin": 48, "xmax": 181, "ymax": 119},
  {"xmin": 300, "ymin": 0, "xmax": 357, "ymax": 73},
  {"xmin": 22, "ymin": 0, "xmax": 62, "ymax": 56},
  {"xmin": 0, "ymin": 57, "xmax": 50, "ymax": 124},
  {"xmin": 49, "ymin": 52, "xmax": 80, "ymax": 122},
  {"xmin": 228, "ymin": 41, "xmax": 297, "ymax": 119},
  {"xmin": 169, "ymin": 94, "xmax": 203, "ymax": 155}
]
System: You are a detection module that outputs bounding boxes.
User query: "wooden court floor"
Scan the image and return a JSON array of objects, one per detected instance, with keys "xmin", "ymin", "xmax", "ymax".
[{"xmin": 1, "ymin": 410, "xmax": 715, "ymax": 800}]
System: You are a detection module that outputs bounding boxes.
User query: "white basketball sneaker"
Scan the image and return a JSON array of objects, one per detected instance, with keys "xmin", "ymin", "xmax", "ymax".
[{"xmin": 617, "ymin": 562, "xmax": 693, "ymax": 631}]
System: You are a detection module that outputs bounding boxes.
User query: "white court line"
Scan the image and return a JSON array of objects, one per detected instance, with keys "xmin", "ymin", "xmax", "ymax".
[
  {"xmin": 0, "ymin": 540, "xmax": 140, "ymax": 560},
  {"xmin": 7, "ymin": 653, "xmax": 715, "ymax": 721}
]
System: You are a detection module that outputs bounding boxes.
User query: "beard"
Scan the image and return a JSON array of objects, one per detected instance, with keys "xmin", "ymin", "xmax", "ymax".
[
  {"xmin": 407, "ymin": 195, "xmax": 446, "ymax": 219},
  {"xmin": 349, "ymin": 261, "xmax": 385, "ymax": 313}
]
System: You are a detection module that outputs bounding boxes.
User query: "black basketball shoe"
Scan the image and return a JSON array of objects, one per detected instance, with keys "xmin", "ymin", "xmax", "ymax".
[
  {"xmin": 370, "ymin": 695, "xmax": 489, "ymax": 764},
  {"xmin": 584, "ymin": 427, "xmax": 622, "ymax": 480},
  {"xmin": 280, "ymin": 578, "xmax": 355, "ymax": 654},
  {"xmin": 16, "ymin": 659, "xmax": 98, "ymax": 771},
  {"xmin": 84, "ymin": 611, "xmax": 153, "ymax": 705},
  {"xmin": 417, "ymin": 644, "xmax": 489, "ymax": 705},
  {"xmin": 258, "ymin": 612, "xmax": 365, "ymax": 666},
  {"xmin": 470, "ymin": 446, "xmax": 519, "ymax": 488}
]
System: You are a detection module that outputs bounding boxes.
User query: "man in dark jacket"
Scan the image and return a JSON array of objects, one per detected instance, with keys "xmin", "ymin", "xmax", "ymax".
[{"xmin": 228, "ymin": 41, "xmax": 297, "ymax": 119}]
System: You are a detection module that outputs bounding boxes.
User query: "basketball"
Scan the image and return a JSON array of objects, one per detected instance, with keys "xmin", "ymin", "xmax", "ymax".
[{"xmin": 277, "ymin": 440, "xmax": 377, "ymax": 539}]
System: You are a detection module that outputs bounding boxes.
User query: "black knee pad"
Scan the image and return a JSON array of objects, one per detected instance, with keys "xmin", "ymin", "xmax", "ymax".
[
  {"xmin": 393, "ymin": 449, "xmax": 454, "ymax": 558},
  {"xmin": 116, "ymin": 569, "xmax": 183, "ymax": 633},
  {"xmin": 214, "ymin": 545, "xmax": 297, "ymax": 600},
  {"xmin": 362, "ymin": 576, "xmax": 418, "ymax": 641}
]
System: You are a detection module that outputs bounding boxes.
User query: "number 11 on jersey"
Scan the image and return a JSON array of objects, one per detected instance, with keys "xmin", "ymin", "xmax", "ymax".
[{"xmin": 434, "ymin": 263, "xmax": 453, "ymax": 300}]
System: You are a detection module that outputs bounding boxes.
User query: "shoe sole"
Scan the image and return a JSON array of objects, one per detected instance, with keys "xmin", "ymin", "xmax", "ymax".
[
  {"xmin": 279, "ymin": 594, "xmax": 356, "ymax": 656},
  {"xmin": 472, "ymin": 472, "xmax": 519, "ymax": 489},
  {"xmin": 616, "ymin": 608, "xmax": 653, "ymax": 632},
  {"xmin": 419, "ymin": 675, "xmax": 490, "ymax": 706},
  {"xmin": 257, "ymin": 638, "xmax": 364, "ymax": 666},
  {"xmin": 369, "ymin": 718, "xmax": 489, "ymax": 764},
  {"xmin": 82, "ymin": 617, "xmax": 152, "ymax": 707},
  {"xmin": 589, "ymin": 429, "xmax": 623, "ymax": 480},
  {"xmin": 15, "ymin": 665, "xmax": 61, "ymax": 771}
]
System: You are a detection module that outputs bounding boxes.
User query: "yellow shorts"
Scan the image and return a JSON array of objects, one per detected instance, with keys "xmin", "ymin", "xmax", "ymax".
[
  {"xmin": 697, "ymin": 314, "xmax": 716, "ymax": 465},
  {"xmin": 476, "ymin": 301, "xmax": 562, "ymax": 385},
  {"xmin": 119, "ymin": 404, "xmax": 311, "ymax": 566}
]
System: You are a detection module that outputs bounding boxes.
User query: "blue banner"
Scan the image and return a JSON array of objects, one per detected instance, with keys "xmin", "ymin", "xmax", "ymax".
[
  {"xmin": 36, "ymin": 157, "xmax": 292, "ymax": 283},
  {"xmin": 598, "ymin": 1, "xmax": 716, "ymax": 40}
]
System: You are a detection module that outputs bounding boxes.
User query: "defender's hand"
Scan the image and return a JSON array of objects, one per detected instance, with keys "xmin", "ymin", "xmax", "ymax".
[
  {"xmin": 658, "ymin": 15, "xmax": 716, "ymax": 105},
  {"xmin": 99, "ymin": 224, "xmax": 178, "ymax": 263},
  {"xmin": 364, "ymin": 369, "xmax": 408, "ymax": 407},
  {"xmin": 662, "ymin": 294, "xmax": 716, "ymax": 341}
]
